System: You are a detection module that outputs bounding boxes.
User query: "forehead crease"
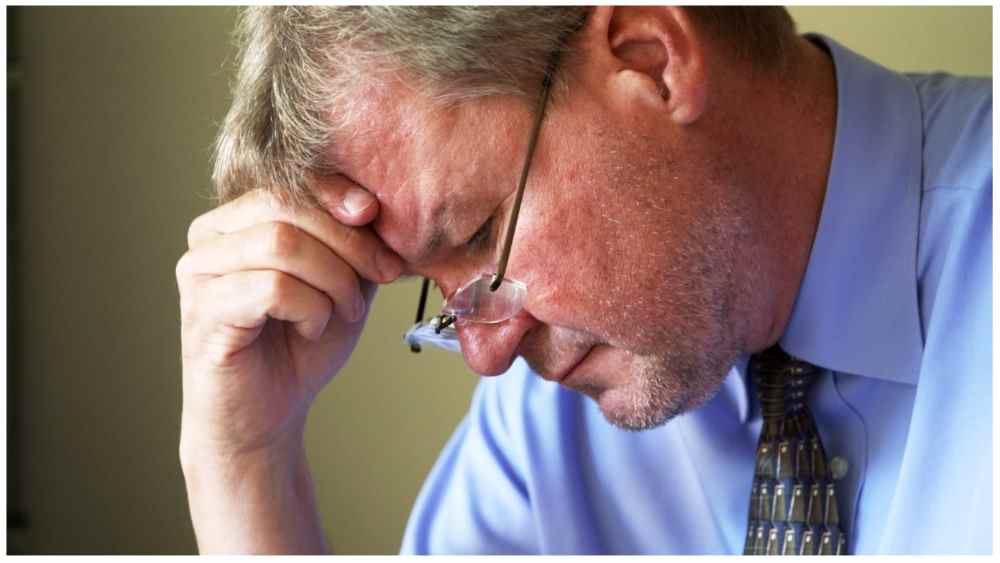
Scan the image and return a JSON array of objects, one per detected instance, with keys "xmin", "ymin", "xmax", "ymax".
[
  {"xmin": 327, "ymin": 79, "xmax": 494, "ymax": 266},
  {"xmin": 341, "ymin": 121, "xmax": 441, "ymax": 263}
]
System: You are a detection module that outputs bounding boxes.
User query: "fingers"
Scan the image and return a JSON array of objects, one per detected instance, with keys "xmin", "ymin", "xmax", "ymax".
[
  {"xmin": 179, "ymin": 221, "xmax": 366, "ymax": 324},
  {"xmin": 192, "ymin": 269, "xmax": 335, "ymax": 348},
  {"xmin": 189, "ymin": 175, "xmax": 378, "ymax": 243},
  {"xmin": 187, "ymin": 186, "xmax": 402, "ymax": 284},
  {"xmin": 178, "ymin": 181, "xmax": 398, "ymax": 363},
  {"xmin": 312, "ymin": 174, "xmax": 380, "ymax": 226}
]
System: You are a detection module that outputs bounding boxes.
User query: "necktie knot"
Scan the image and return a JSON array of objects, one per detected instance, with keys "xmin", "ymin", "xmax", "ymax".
[{"xmin": 751, "ymin": 346, "xmax": 820, "ymax": 420}]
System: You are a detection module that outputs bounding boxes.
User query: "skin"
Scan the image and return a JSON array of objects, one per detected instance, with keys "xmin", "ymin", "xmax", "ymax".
[
  {"xmin": 331, "ymin": 7, "xmax": 836, "ymax": 429},
  {"xmin": 177, "ymin": 6, "xmax": 835, "ymax": 553},
  {"xmin": 177, "ymin": 183, "xmax": 400, "ymax": 553}
]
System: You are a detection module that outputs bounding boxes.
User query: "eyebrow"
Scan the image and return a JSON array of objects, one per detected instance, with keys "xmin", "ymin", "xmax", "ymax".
[
  {"xmin": 421, "ymin": 223, "xmax": 448, "ymax": 261},
  {"xmin": 411, "ymin": 201, "xmax": 451, "ymax": 264}
]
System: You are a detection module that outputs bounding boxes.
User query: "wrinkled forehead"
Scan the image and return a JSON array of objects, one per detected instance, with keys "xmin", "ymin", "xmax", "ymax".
[
  {"xmin": 329, "ymin": 106, "xmax": 463, "ymax": 264},
  {"xmin": 325, "ymin": 79, "xmax": 527, "ymax": 265}
]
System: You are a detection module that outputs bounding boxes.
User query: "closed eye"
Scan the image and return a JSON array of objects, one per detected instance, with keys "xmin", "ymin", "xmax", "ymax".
[{"xmin": 465, "ymin": 214, "xmax": 494, "ymax": 252}]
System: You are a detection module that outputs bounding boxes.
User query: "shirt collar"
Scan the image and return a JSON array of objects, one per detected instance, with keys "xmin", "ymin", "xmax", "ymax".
[{"xmin": 778, "ymin": 34, "xmax": 924, "ymax": 385}]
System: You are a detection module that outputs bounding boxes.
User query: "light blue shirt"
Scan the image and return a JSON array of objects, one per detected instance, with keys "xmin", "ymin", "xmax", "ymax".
[{"xmin": 400, "ymin": 35, "xmax": 992, "ymax": 555}]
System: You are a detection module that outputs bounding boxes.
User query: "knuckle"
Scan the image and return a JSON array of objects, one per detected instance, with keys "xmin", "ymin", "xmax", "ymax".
[
  {"xmin": 186, "ymin": 214, "xmax": 206, "ymax": 248},
  {"xmin": 262, "ymin": 270, "xmax": 291, "ymax": 304},
  {"xmin": 333, "ymin": 223, "xmax": 365, "ymax": 255},
  {"xmin": 175, "ymin": 252, "xmax": 193, "ymax": 283},
  {"xmin": 263, "ymin": 221, "xmax": 300, "ymax": 257},
  {"xmin": 199, "ymin": 335, "xmax": 242, "ymax": 369}
]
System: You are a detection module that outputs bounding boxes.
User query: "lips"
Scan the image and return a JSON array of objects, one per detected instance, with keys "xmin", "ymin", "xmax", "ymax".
[{"xmin": 542, "ymin": 346, "xmax": 594, "ymax": 384}]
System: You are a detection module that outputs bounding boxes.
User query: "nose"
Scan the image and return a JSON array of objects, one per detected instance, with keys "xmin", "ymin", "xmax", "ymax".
[
  {"xmin": 456, "ymin": 311, "xmax": 538, "ymax": 376},
  {"xmin": 425, "ymin": 264, "xmax": 536, "ymax": 376}
]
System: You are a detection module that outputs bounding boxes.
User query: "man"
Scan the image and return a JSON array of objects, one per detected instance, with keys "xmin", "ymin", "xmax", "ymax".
[{"xmin": 176, "ymin": 6, "xmax": 992, "ymax": 554}]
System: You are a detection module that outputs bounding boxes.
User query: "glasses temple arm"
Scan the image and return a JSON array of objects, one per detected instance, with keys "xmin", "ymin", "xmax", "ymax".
[
  {"xmin": 409, "ymin": 277, "xmax": 432, "ymax": 352},
  {"xmin": 490, "ymin": 63, "xmax": 559, "ymax": 291},
  {"xmin": 414, "ymin": 277, "xmax": 431, "ymax": 323}
]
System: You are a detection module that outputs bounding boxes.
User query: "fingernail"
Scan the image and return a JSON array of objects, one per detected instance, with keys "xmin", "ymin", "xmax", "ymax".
[
  {"xmin": 376, "ymin": 246, "xmax": 403, "ymax": 282},
  {"xmin": 342, "ymin": 188, "xmax": 374, "ymax": 216}
]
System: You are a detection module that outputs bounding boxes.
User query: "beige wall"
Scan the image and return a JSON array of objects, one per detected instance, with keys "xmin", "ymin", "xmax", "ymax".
[
  {"xmin": 789, "ymin": 6, "xmax": 992, "ymax": 75},
  {"xmin": 9, "ymin": 6, "xmax": 991, "ymax": 554}
]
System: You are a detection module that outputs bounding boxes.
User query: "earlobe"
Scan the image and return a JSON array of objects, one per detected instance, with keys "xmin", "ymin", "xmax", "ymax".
[{"xmin": 594, "ymin": 6, "xmax": 708, "ymax": 125}]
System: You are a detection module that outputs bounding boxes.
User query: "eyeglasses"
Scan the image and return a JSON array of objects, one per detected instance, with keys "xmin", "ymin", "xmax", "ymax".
[{"xmin": 405, "ymin": 53, "xmax": 560, "ymax": 354}]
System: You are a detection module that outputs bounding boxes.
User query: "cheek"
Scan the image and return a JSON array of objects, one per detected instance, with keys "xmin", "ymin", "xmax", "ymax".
[
  {"xmin": 510, "ymin": 187, "xmax": 627, "ymax": 330},
  {"xmin": 505, "ymin": 156, "xmax": 719, "ymax": 350}
]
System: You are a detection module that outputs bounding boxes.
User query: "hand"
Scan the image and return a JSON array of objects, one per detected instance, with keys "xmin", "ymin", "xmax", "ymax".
[{"xmin": 175, "ymin": 177, "xmax": 403, "ymax": 465}]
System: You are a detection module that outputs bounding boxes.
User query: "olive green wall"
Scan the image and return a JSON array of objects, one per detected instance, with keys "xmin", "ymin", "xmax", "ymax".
[{"xmin": 8, "ymin": 6, "xmax": 991, "ymax": 554}]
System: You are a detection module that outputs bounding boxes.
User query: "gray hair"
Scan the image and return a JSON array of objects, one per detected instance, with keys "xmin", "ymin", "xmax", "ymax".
[
  {"xmin": 212, "ymin": 6, "xmax": 588, "ymax": 208},
  {"xmin": 211, "ymin": 6, "xmax": 793, "ymax": 208}
]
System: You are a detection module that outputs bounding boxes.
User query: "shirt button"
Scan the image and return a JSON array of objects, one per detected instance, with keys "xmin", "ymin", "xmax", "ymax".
[{"xmin": 830, "ymin": 456, "xmax": 849, "ymax": 480}]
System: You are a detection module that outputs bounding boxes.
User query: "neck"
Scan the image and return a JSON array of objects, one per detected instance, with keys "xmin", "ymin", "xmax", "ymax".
[{"xmin": 739, "ymin": 36, "xmax": 838, "ymax": 352}]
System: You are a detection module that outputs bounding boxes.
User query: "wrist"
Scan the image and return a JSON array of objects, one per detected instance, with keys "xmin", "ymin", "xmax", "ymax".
[
  {"xmin": 180, "ymin": 423, "xmax": 326, "ymax": 553},
  {"xmin": 178, "ymin": 409, "xmax": 308, "ymax": 476},
  {"xmin": 179, "ymin": 434, "xmax": 304, "ymax": 482}
]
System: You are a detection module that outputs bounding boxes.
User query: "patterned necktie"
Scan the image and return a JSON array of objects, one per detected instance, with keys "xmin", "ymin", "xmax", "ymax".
[{"xmin": 742, "ymin": 345, "xmax": 847, "ymax": 555}]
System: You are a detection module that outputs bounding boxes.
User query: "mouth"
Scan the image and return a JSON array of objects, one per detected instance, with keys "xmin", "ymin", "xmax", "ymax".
[{"xmin": 542, "ymin": 346, "xmax": 595, "ymax": 384}]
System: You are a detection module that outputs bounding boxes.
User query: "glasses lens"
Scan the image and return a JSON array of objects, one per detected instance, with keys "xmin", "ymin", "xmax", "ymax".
[{"xmin": 442, "ymin": 273, "xmax": 526, "ymax": 323}]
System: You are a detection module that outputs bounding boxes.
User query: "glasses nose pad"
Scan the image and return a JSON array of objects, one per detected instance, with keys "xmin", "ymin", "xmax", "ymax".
[{"xmin": 442, "ymin": 274, "xmax": 526, "ymax": 324}]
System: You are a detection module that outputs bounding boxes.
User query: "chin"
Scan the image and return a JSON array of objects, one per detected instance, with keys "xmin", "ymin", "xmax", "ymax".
[
  {"xmin": 569, "ymin": 352, "xmax": 729, "ymax": 432},
  {"xmin": 567, "ymin": 374, "xmax": 685, "ymax": 431},
  {"xmin": 592, "ymin": 385, "xmax": 684, "ymax": 431}
]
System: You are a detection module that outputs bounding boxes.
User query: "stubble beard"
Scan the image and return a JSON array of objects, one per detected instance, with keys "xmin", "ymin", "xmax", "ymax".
[
  {"xmin": 586, "ymin": 339, "xmax": 741, "ymax": 431},
  {"xmin": 582, "ymin": 178, "xmax": 752, "ymax": 431},
  {"xmin": 535, "ymin": 118, "xmax": 756, "ymax": 431}
]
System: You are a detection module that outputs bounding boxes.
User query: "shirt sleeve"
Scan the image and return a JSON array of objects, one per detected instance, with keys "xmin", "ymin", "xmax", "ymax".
[{"xmin": 399, "ymin": 373, "xmax": 539, "ymax": 554}]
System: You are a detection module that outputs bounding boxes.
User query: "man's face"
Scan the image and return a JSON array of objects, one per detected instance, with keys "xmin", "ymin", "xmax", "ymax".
[{"xmin": 329, "ymin": 74, "xmax": 753, "ymax": 430}]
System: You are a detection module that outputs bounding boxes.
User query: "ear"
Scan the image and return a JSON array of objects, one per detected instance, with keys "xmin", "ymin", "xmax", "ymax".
[{"xmin": 581, "ymin": 6, "xmax": 708, "ymax": 125}]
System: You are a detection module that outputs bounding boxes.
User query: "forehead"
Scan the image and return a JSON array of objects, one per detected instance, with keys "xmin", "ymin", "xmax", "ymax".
[{"xmin": 326, "ymin": 79, "xmax": 528, "ymax": 265}]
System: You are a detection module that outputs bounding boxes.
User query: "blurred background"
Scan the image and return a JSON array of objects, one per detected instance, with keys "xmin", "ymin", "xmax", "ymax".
[{"xmin": 5, "ymin": 6, "xmax": 992, "ymax": 555}]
